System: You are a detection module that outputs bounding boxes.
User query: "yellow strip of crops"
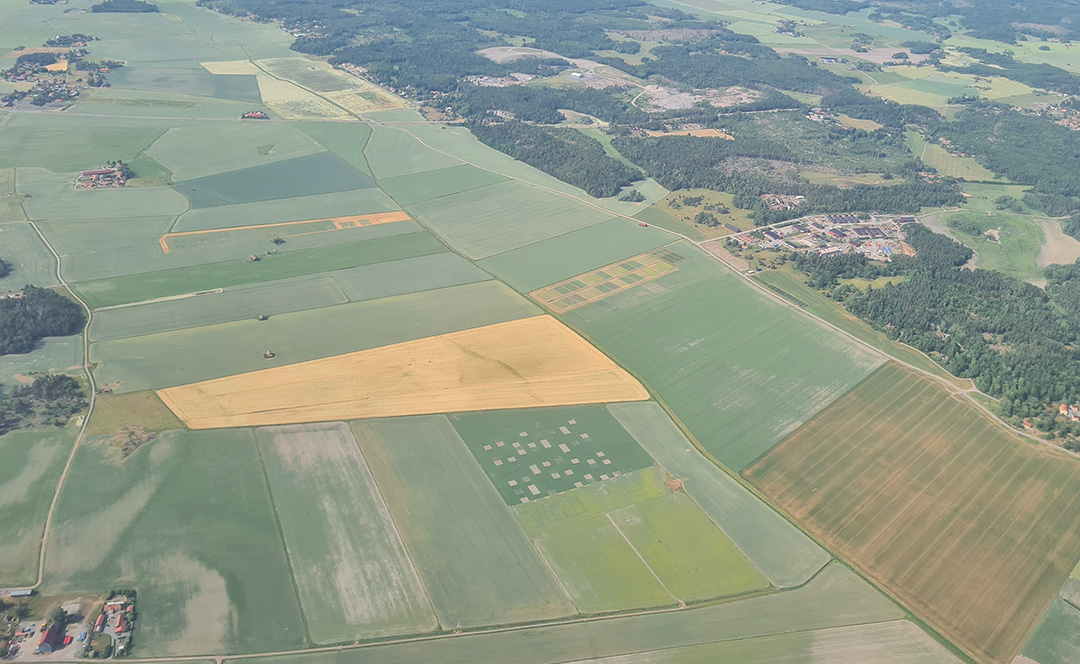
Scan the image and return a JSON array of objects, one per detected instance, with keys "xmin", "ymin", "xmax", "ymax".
[{"xmin": 157, "ymin": 315, "xmax": 649, "ymax": 429}]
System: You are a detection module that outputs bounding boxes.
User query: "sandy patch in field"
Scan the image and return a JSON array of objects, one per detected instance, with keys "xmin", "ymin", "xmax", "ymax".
[
  {"xmin": 0, "ymin": 442, "xmax": 61, "ymax": 507},
  {"xmin": 1035, "ymin": 218, "xmax": 1080, "ymax": 268},
  {"xmin": 159, "ymin": 316, "xmax": 649, "ymax": 429},
  {"xmin": 200, "ymin": 60, "xmax": 260, "ymax": 75},
  {"xmin": 48, "ymin": 480, "xmax": 155, "ymax": 577},
  {"xmin": 152, "ymin": 554, "xmax": 236, "ymax": 655}
]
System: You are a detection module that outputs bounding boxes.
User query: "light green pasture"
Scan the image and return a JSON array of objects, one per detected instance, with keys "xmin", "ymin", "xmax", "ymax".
[
  {"xmin": 1019, "ymin": 597, "xmax": 1080, "ymax": 664},
  {"xmin": 294, "ymin": 122, "xmax": 374, "ymax": 176},
  {"xmin": 330, "ymin": 252, "xmax": 491, "ymax": 302},
  {"xmin": 174, "ymin": 188, "xmax": 398, "ymax": 231},
  {"xmin": 145, "ymin": 122, "xmax": 326, "ymax": 181},
  {"xmin": 0, "ymin": 115, "xmax": 166, "ymax": 172},
  {"xmin": 18, "ymin": 168, "xmax": 190, "ymax": 221},
  {"xmin": 943, "ymin": 210, "xmax": 1045, "ymax": 280},
  {"xmin": 378, "ymin": 165, "xmax": 508, "ymax": 206},
  {"xmin": 364, "ymin": 124, "xmax": 463, "ymax": 178},
  {"xmin": 0, "ymin": 222, "xmax": 57, "ymax": 292}
]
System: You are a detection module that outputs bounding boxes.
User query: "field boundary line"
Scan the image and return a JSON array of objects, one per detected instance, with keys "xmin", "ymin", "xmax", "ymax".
[
  {"xmin": 527, "ymin": 537, "xmax": 582, "ymax": 614},
  {"xmin": 605, "ymin": 512, "xmax": 684, "ymax": 608},
  {"xmin": 159, "ymin": 211, "xmax": 410, "ymax": 253}
]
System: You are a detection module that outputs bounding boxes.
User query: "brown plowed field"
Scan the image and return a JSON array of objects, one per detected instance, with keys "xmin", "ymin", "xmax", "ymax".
[
  {"xmin": 157, "ymin": 315, "xmax": 649, "ymax": 428},
  {"xmin": 744, "ymin": 363, "xmax": 1080, "ymax": 664}
]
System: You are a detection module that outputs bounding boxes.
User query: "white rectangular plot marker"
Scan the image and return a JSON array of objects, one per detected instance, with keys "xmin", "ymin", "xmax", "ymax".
[
  {"xmin": 494, "ymin": 459, "xmax": 503, "ymax": 466},
  {"xmin": 483, "ymin": 445, "xmax": 492, "ymax": 451},
  {"xmin": 529, "ymin": 484, "xmax": 540, "ymax": 495},
  {"xmin": 559, "ymin": 426, "xmax": 571, "ymax": 435},
  {"xmin": 559, "ymin": 443, "xmax": 571, "ymax": 453},
  {"xmin": 529, "ymin": 464, "xmax": 540, "ymax": 475},
  {"xmin": 541, "ymin": 439, "xmax": 552, "ymax": 448},
  {"xmin": 568, "ymin": 419, "xmax": 577, "ymax": 425},
  {"xmin": 508, "ymin": 480, "xmax": 518, "ymax": 487}
]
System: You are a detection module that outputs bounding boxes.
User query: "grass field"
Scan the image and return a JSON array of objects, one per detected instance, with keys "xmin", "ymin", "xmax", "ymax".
[
  {"xmin": 227, "ymin": 561, "xmax": 906, "ymax": 664},
  {"xmin": 561, "ymin": 243, "xmax": 883, "ymax": 471},
  {"xmin": 378, "ymin": 165, "xmax": 508, "ymax": 206},
  {"xmin": 608, "ymin": 402, "xmax": 830, "ymax": 588},
  {"xmin": 144, "ymin": 122, "xmax": 325, "ymax": 181},
  {"xmin": 609, "ymin": 492, "xmax": 768, "ymax": 603},
  {"xmin": 920, "ymin": 143, "xmax": 999, "ymax": 181},
  {"xmin": 0, "ymin": 428, "xmax": 75, "ymax": 587},
  {"xmin": 942, "ymin": 210, "xmax": 1045, "ymax": 280},
  {"xmin": 174, "ymin": 152, "xmax": 376, "ymax": 207},
  {"xmin": 44, "ymin": 428, "xmax": 305, "ymax": 656},
  {"xmin": 73, "ymin": 231, "xmax": 446, "ymax": 309},
  {"xmin": 106, "ymin": 67, "xmax": 262, "ymax": 103},
  {"xmin": 158, "ymin": 315, "xmax": 648, "ymax": 428},
  {"xmin": 89, "ymin": 276, "xmax": 349, "ymax": 341},
  {"xmin": 477, "ymin": 219, "xmax": 672, "ymax": 292},
  {"xmin": 256, "ymin": 423, "xmax": 436, "ymax": 644},
  {"xmin": 329, "ymin": 252, "xmax": 490, "ymax": 302},
  {"xmin": 363, "ymin": 125, "xmax": 464, "ymax": 179},
  {"xmin": 744, "ymin": 363, "xmax": 1080, "ymax": 664},
  {"xmin": 0, "ymin": 116, "xmax": 166, "ymax": 172},
  {"xmin": 294, "ymin": 122, "xmax": 374, "ymax": 176},
  {"xmin": 0, "ymin": 222, "xmax": 57, "ymax": 293},
  {"xmin": 0, "ymin": 168, "xmax": 25, "ymax": 222},
  {"xmin": 84, "ymin": 391, "xmax": 184, "ymax": 436},
  {"xmin": 635, "ymin": 189, "xmax": 755, "ymax": 241},
  {"xmin": 351, "ymin": 415, "xmax": 575, "ymax": 628},
  {"xmin": 18, "ymin": 168, "xmax": 190, "ymax": 222},
  {"xmin": 1019, "ymin": 598, "xmax": 1080, "ymax": 664},
  {"xmin": 173, "ymin": 188, "xmax": 398, "ymax": 232},
  {"xmin": 450, "ymin": 405, "xmax": 656, "ymax": 505},
  {"xmin": 408, "ymin": 180, "xmax": 615, "ymax": 259},
  {"xmin": 92, "ymin": 280, "xmax": 540, "ymax": 391}
]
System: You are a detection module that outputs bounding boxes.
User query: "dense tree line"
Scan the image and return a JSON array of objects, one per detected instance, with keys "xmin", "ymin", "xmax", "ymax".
[
  {"xmin": 613, "ymin": 133, "xmax": 961, "ymax": 222},
  {"xmin": 469, "ymin": 121, "xmax": 641, "ymax": 197},
  {"xmin": 451, "ymin": 85, "xmax": 648, "ymax": 125},
  {"xmin": 820, "ymin": 87, "xmax": 940, "ymax": 128},
  {"xmin": 0, "ymin": 286, "xmax": 86, "ymax": 356},
  {"xmin": 0, "ymin": 374, "xmax": 86, "ymax": 435},
  {"xmin": 0, "ymin": 258, "xmax": 10, "ymax": 279},
  {"xmin": 795, "ymin": 225, "xmax": 1080, "ymax": 417},
  {"xmin": 942, "ymin": 48, "xmax": 1080, "ymax": 96},
  {"xmin": 91, "ymin": 0, "xmax": 158, "ymax": 12}
]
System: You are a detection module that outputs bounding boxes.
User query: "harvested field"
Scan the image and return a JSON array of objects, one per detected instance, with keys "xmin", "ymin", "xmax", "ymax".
[
  {"xmin": 159, "ymin": 211, "xmax": 410, "ymax": 253},
  {"xmin": 256, "ymin": 423, "xmax": 436, "ymax": 643},
  {"xmin": 1036, "ymin": 218, "xmax": 1080, "ymax": 268},
  {"xmin": 531, "ymin": 249, "xmax": 682, "ymax": 313},
  {"xmin": 744, "ymin": 364, "xmax": 1080, "ymax": 664},
  {"xmin": 158, "ymin": 315, "xmax": 649, "ymax": 429},
  {"xmin": 200, "ymin": 60, "xmax": 260, "ymax": 75},
  {"xmin": 609, "ymin": 402, "xmax": 831, "ymax": 589},
  {"xmin": 351, "ymin": 415, "xmax": 574, "ymax": 628}
]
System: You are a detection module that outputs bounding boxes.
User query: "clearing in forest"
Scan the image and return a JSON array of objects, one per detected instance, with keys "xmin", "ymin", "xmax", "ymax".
[
  {"xmin": 157, "ymin": 315, "xmax": 648, "ymax": 428},
  {"xmin": 744, "ymin": 363, "xmax": 1080, "ymax": 664}
]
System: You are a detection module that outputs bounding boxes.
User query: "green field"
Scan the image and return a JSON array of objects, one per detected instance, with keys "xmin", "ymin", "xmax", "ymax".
[
  {"xmin": 363, "ymin": 124, "xmax": 464, "ymax": 178},
  {"xmin": 43, "ymin": 428, "xmax": 305, "ymax": 656},
  {"xmin": 608, "ymin": 402, "xmax": 830, "ymax": 588},
  {"xmin": 88, "ymin": 275, "xmax": 350, "ymax": 341},
  {"xmin": 0, "ymin": 335, "xmax": 82, "ymax": 385},
  {"xmin": 17, "ymin": 167, "xmax": 190, "ymax": 222},
  {"xmin": 330, "ymin": 252, "xmax": 491, "ymax": 302},
  {"xmin": 72, "ymin": 231, "xmax": 446, "ymax": 309},
  {"xmin": 942, "ymin": 210, "xmax": 1045, "ymax": 280},
  {"xmin": 256, "ymin": 423, "xmax": 436, "ymax": 644},
  {"xmin": 0, "ymin": 222, "xmax": 57, "ymax": 293},
  {"xmin": 0, "ymin": 168, "xmax": 25, "ymax": 222},
  {"xmin": 145, "ymin": 122, "xmax": 326, "ymax": 181},
  {"xmin": 1020, "ymin": 598, "xmax": 1080, "ymax": 664},
  {"xmin": 295, "ymin": 122, "xmax": 374, "ymax": 176},
  {"xmin": 609, "ymin": 492, "xmax": 768, "ymax": 603},
  {"xmin": 227, "ymin": 562, "xmax": 905, "ymax": 664},
  {"xmin": 351, "ymin": 415, "xmax": 575, "ymax": 628},
  {"xmin": 450, "ymin": 405, "xmax": 656, "ymax": 505},
  {"xmin": 106, "ymin": 67, "xmax": 262, "ymax": 103},
  {"xmin": 0, "ymin": 115, "xmax": 166, "ymax": 172},
  {"xmin": 0, "ymin": 428, "xmax": 75, "ymax": 587},
  {"xmin": 560, "ymin": 243, "xmax": 882, "ymax": 471},
  {"xmin": 172, "ymin": 191, "xmax": 399, "ymax": 235},
  {"xmin": 175, "ymin": 152, "xmax": 376, "ymax": 207},
  {"xmin": 408, "ymin": 180, "xmax": 615, "ymax": 259},
  {"xmin": 378, "ymin": 165, "xmax": 508, "ymax": 206},
  {"xmin": 91, "ymin": 280, "xmax": 539, "ymax": 391},
  {"xmin": 477, "ymin": 218, "xmax": 673, "ymax": 292},
  {"xmin": 84, "ymin": 391, "xmax": 184, "ymax": 436},
  {"xmin": 920, "ymin": 143, "xmax": 999, "ymax": 181}
]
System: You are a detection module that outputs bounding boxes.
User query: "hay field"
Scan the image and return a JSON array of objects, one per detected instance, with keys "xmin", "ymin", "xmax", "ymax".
[
  {"xmin": 256, "ymin": 423, "xmax": 436, "ymax": 643},
  {"xmin": 44, "ymin": 429, "xmax": 305, "ymax": 655},
  {"xmin": 450, "ymin": 405, "xmax": 655, "ymax": 505},
  {"xmin": 84, "ymin": 391, "xmax": 183, "ymax": 436},
  {"xmin": 0, "ymin": 222, "xmax": 58, "ymax": 293},
  {"xmin": 351, "ymin": 415, "xmax": 575, "ymax": 628},
  {"xmin": 229, "ymin": 562, "xmax": 906, "ymax": 664},
  {"xmin": 158, "ymin": 315, "xmax": 649, "ymax": 429},
  {"xmin": 408, "ymin": 180, "xmax": 615, "ymax": 259},
  {"xmin": 608, "ymin": 402, "xmax": 830, "ymax": 588},
  {"xmin": 744, "ymin": 364, "xmax": 1080, "ymax": 664},
  {"xmin": 257, "ymin": 57, "xmax": 403, "ymax": 113},
  {"xmin": 92, "ymin": 280, "xmax": 539, "ymax": 392},
  {"xmin": 200, "ymin": 60, "xmax": 259, "ymax": 75},
  {"xmin": 0, "ymin": 429, "xmax": 75, "ymax": 587},
  {"xmin": 479, "ymin": 218, "xmax": 672, "ymax": 292},
  {"xmin": 74, "ymin": 231, "xmax": 445, "ymax": 309},
  {"xmin": 532, "ymin": 249, "xmax": 682, "ymax": 313},
  {"xmin": 561, "ymin": 243, "xmax": 883, "ymax": 471}
]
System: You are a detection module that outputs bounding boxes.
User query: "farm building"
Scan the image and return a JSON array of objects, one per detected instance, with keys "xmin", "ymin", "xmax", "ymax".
[
  {"xmin": 241, "ymin": 110, "xmax": 269, "ymax": 119},
  {"xmin": 36, "ymin": 624, "xmax": 59, "ymax": 654}
]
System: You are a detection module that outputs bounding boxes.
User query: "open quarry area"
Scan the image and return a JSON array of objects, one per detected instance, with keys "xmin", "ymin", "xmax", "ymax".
[{"xmin": 4, "ymin": 1, "xmax": 1080, "ymax": 664}]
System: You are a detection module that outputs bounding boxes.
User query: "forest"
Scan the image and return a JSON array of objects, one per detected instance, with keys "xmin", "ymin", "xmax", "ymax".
[
  {"xmin": 0, "ymin": 374, "xmax": 86, "ymax": 435},
  {"xmin": 0, "ymin": 286, "xmax": 86, "ymax": 356},
  {"xmin": 91, "ymin": 0, "xmax": 159, "ymax": 12},
  {"xmin": 795, "ymin": 225, "xmax": 1080, "ymax": 419},
  {"xmin": 469, "ymin": 121, "xmax": 642, "ymax": 197}
]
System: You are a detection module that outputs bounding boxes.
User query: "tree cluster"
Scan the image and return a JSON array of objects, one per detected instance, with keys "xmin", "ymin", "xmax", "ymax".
[
  {"xmin": 91, "ymin": 0, "xmax": 159, "ymax": 12},
  {"xmin": 0, "ymin": 374, "xmax": 86, "ymax": 435},
  {"xmin": 0, "ymin": 285, "xmax": 86, "ymax": 356}
]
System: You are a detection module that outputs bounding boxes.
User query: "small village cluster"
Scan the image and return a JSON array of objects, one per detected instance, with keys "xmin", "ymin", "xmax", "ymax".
[{"xmin": 730, "ymin": 214, "xmax": 917, "ymax": 261}]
